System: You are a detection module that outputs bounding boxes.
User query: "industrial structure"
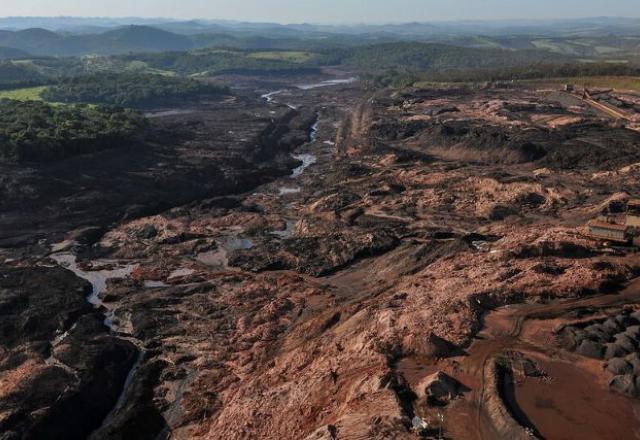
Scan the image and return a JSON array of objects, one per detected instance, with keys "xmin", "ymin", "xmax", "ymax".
[
  {"xmin": 587, "ymin": 199, "xmax": 640, "ymax": 245},
  {"xmin": 627, "ymin": 200, "xmax": 640, "ymax": 227}
]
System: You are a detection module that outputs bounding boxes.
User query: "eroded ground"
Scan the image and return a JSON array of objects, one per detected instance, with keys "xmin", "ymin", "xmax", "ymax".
[{"xmin": 3, "ymin": 78, "xmax": 640, "ymax": 439}]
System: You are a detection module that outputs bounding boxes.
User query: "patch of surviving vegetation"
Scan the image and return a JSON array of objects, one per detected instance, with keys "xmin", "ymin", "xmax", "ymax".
[
  {"xmin": 0, "ymin": 99, "xmax": 147, "ymax": 162},
  {"xmin": 42, "ymin": 72, "xmax": 230, "ymax": 107}
]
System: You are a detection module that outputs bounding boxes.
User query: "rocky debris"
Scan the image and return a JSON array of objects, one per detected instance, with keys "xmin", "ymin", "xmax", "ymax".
[
  {"xmin": 484, "ymin": 357, "xmax": 539, "ymax": 440},
  {"xmin": 605, "ymin": 342, "xmax": 630, "ymax": 360},
  {"xmin": 482, "ymin": 203, "xmax": 516, "ymax": 221},
  {"xmin": 229, "ymin": 229, "xmax": 400, "ymax": 276},
  {"xmin": 420, "ymin": 333, "xmax": 465, "ymax": 359},
  {"xmin": 626, "ymin": 353, "xmax": 640, "ymax": 374},
  {"xmin": 0, "ymin": 266, "xmax": 138, "ymax": 440},
  {"xmin": 609, "ymin": 374, "xmax": 640, "ymax": 398},
  {"xmin": 304, "ymin": 425, "xmax": 338, "ymax": 440},
  {"xmin": 606, "ymin": 358, "xmax": 633, "ymax": 375},
  {"xmin": 135, "ymin": 224, "xmax": 158, "ymax": 240},
  {"xmin": 512, "ymin": 240, "xmax": 594, "ymax": 259},
  {"xmin": 561, "ymin": 310, "xmax": 640, "ymax": 398},
  {"xmin": 532, "ymin": 261, "xmax": 566, "ymax": 275},
  {"xmin": 67, "ymin": 226, "xmax": 106, "ymax": 246},
  {"xmin": 0, "ymin": 100, "xmax": 317, "ymax": 247},
  {"xmin": 417, "ymin": 371, "xmax": 465, "ymax": 406},
  {"xmin": 5, "ymin": 82, "xmax": 640, "ymax": 439},
  {"xmin": 511, "ymin": 356, "xmax": 546, "ymax": 378},
  {"xmin": 598, "ymin": 192, "xmax": 630, "ymax": 215},
  {"xmin": 576, "ymin": 339, "xmax": 605, "ymax": 359}
]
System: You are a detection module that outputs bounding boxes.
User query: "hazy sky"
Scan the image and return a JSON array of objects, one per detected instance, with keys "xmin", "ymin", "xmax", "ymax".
[{"xmin": 1, "ymin": 0, "xmax": 639, "ymax": 23}]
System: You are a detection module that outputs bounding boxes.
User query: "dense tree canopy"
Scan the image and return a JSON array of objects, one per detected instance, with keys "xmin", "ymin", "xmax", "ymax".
[
  {"xmin": 42, "ymin": 73, "xmax": 230, "ymax": 107},
  {"xmin": 117, "ymin": 50, "xmax": 323, "ymax": 76},
  {"xmin": 0, "ymin": 61, "xmax": 47, "ymax": 89},
  {"xmin": 340, "ymin": 42, "xmax": 568, "ymax": 72},
  {"xmin": 0, "ymin": 99, "xmax": 147, "ymax": 162}
]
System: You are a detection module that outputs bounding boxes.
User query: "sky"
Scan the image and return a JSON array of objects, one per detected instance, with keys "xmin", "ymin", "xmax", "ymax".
[{"xmin": 1, "ymin": 0, "xmax": 638, "ymax": 23}]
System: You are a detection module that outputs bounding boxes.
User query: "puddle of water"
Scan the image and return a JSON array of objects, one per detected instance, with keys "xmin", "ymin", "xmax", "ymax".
[
  {"xmin": 309, "ymin": 117, "xmax": 320, "ymax": 142},
  {"xmin": 261, "ymin": 90, "xmax": 284, "ymax": 102},
  {"xmin": 262, "ymin": 90, "xmax": 297, "ymax": 109},
  {"xmin": 196, "ymin": 237, "xmax": 255, "ymax": 268},
  {"xmin": 514, "ymin": 356, "xmax": 640, "ymax": 440},
  {"xmin": 291, "ymin": 153, "xmax": 317, "ymax": 178},
  {"xmin": 278, "ymin": 187, "xmax": 301, "ymax": 195},
  {"xmin": 296, "ymin": 77, "xmax": 357, "ymax": 90},
  {"xmin": 271, "ymin": 219, "xmax": 297, "ymax": 239},
  {"xmin": 50, "ymin": 252, "xmax": 146, "ymax": 433},
  {"xmin": 323, "ymin": 140, "xmax": 336, "ymax": 146},
  {"xmin": 51, "ymin": 254, "xmax": 136, "ymax": 308}
]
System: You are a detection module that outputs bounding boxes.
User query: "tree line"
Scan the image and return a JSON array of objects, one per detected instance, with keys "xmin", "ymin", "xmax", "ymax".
[
  {"xmin": 42, "ymin": 73, "xmax": 230, "ymax": 107},
  {"xmin": 0, "ymin": 100, "xmax": 147, "ymax": 162}
]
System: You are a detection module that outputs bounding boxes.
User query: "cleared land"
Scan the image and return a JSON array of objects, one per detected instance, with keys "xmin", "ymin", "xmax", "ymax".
[
  {"xmin": 247, "ymin": 51, "xmax": 315, "ymax": 63},
  {"xmin": 0, "ymin": 86, "xmax": 46, "ymax": 101},
  {"xmin": 521, "ymin": 75, "xmax": 640, "ymax": 92}
]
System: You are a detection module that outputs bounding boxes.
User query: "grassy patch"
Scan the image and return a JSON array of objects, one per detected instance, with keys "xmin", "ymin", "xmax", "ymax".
[
  {"xmin": 248, "ymin": 51, "xmax": 314, "ymax": 63},
  {"xmin": 532, "ymin": 39, "xmax": 580, "ymax": 55},
  {"xmin": 521, "ymin": 76, "xmax": 640, "ymax": 92},
  {"xmin": 0, "ymin": 86, "xmax": 47, "ymax": 101},
  {"xmin": 413, "ymin": 80, "xmax": 472, "ymax": 89},
  {"xmin": 126, "ymin": 61, "xmax": 176, "ymax": 77}
]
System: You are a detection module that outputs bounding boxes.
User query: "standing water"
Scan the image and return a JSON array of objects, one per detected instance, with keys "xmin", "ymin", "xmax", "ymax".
[
  {"xmin": 289, "ymin": 115, "xmax": 320, "ymax": 178},
  {"xmin": 196, "ymin": 236, "xmax": 255, "ymax": 268},
  {"xmin": 51, "ymin": 253, "xmax": 136, "ymax": 310},
  {"xmin": 50, "ymin": 252, "xmax": 146, "ymax": 430},
  {"xmin": 296, "ymin": 77, "xmax": 357, "ymax": 90}
]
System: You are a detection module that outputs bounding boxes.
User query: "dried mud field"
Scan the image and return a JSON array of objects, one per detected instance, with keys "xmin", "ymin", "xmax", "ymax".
[{"xmin": 3, "ymin": 76, "xmax": 640, "ymax": 439}]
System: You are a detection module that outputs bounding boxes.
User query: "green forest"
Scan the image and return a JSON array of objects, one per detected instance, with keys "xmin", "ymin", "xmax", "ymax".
[
  {"xmin": 0, "ymin": 100, "xmax": 147, "ymax": 162},
  {"xmin": 42, "ymin": 73, "xmax": 230, "ymax": 107},
  {"xmin": 116, "ymin": 50, "xmax": 324, "ymax": 76}
]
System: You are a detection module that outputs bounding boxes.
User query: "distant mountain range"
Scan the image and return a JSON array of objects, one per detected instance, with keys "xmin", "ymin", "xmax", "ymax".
[
  {"xmin": 0, "ymin": 26, "xmax": 194, "ymax": 56},
  {"xmin": 1, "ymin": 16, "xmax": 640, "ymax": 36},
  {"xmin": 0, "ymin": 46, "xmax": 30, "ymax": 59},
  {"xmin": 0, "ymin": 17, "xmax": 637, "ymax": 58}
]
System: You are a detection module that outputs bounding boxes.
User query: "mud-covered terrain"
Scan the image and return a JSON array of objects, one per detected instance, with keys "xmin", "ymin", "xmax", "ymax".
[
  {"xmin": 0, "ymin": 93, "xmax": 316, "ymax": 249},
  {"xmin": 3, "ymin": 76, "xmax": 640, "ymax": 439}
]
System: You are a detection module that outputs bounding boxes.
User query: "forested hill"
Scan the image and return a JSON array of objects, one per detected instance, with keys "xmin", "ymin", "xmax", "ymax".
[
  {"xmin": 0, "ymin": 46, "xmax": 30, "ymax": 60},
  {"xmin": 0, "ymin": 26, "xmax": 194, "ymax": 56},
  {"xmin": 340, "ymin": 42, "xmax": 568, "ymax": 71},
  {"xmin": 0, "ymin": 100, "xmax": 147, "ymax": 162},
  {"xmin": 42, "ymin": 73, "xmax": 230, "ymax": 107}
]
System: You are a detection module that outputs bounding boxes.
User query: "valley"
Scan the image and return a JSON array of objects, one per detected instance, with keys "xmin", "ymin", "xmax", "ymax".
[
  {"xmin": 3, "ymin": 67, "xmax": 640, "ymax": 439},
  {"xmin": 1, "ymin": 12, "xmax": 640, "ymax": 439}
]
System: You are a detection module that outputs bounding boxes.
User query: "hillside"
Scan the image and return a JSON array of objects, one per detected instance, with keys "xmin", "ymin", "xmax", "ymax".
[
  {"xmin": 0, "ymin": 46, "xmax": 30, "ymax": 60},
  {"xmin": 0, "ymin": 26, "xmax": 194, "ymax": 56},
  {"xmin": 42, "ymin": 73, "xmax": 229, "ymax": 107},
  {"xmin": 342, "ymin": 42, "xmax": 570, "ymax": 72},
  {"xmin": 91, "ymin": 26, "xmax": 194, "ymax": 54}
]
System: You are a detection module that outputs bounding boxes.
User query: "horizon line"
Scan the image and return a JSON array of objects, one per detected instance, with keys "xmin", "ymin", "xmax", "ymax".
[{"xmin": 0, "ymin": 15, "xmax": 639, "ymax": 27}]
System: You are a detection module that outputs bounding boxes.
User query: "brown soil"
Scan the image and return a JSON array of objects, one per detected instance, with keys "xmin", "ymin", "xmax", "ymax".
[{"xmin": 3, "ymin": 78, "xmax": 640, "ymax": 439}]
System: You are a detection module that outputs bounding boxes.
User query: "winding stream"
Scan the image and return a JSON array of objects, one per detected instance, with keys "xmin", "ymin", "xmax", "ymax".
[
  {"xmin": 50, "ymin": 253, "xmax": 146, "ymax": 431},
  {"xmin": 296, "ymin": 77, "xmax": 357, "ymax": 90},
  {"xmin": 289, "ymin": 115, "xmax": 320, "ymax": 179}
]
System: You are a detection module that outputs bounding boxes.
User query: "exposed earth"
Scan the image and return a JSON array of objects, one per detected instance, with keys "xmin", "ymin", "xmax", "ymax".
[{"xmin": 3, "ymin": 72, "xmax": 640, "ymax": 439}]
